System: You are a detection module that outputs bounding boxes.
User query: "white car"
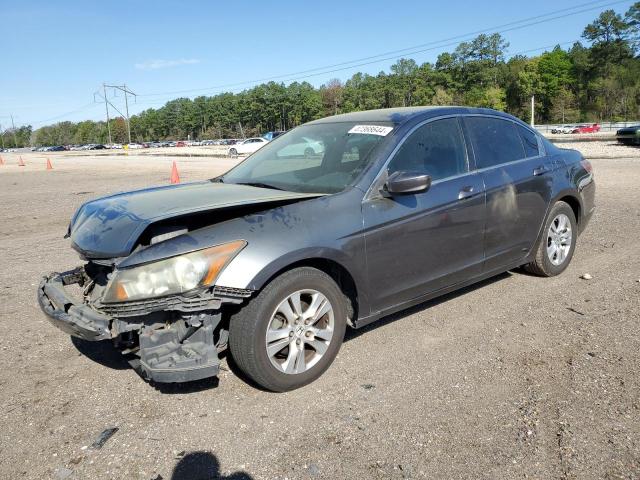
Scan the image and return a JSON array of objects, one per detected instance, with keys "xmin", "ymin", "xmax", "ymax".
[
  {"xmin": 276, "ymin": 136, "xmax": 325, "ymax": 158},
  {"xmin": 551, "ymin": 125, "xmax": 576, "ymax": 134},
  {"xmin": 127, "ymin": 143, "xmax": 144, "ymax": 149},
  {"xmin": 228, "ymin": 138, "xmax": 269, "ymax": 156}
]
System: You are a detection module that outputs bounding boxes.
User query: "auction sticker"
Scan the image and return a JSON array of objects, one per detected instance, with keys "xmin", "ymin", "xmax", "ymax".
[{"xmin": 348, "ymin": 125, "xmax": 394, "ymax": 136}]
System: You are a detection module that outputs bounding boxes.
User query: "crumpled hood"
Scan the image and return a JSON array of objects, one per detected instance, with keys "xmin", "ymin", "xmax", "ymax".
[{"xmin": 69, "ymin": 181, "xmax": 320, "ymax": 259}]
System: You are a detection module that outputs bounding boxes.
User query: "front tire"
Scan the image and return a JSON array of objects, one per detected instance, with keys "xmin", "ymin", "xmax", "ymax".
[
  {"xmin": 229, "ymin": 148, "xmax": 237, "ymax": 157},
  {"xmin": 524, "ymin": 201, "xmax": 577, "ymax": 277},
  {"xmin": 229, "ymin": 267, "xmax": 347, "ymax": 391}
]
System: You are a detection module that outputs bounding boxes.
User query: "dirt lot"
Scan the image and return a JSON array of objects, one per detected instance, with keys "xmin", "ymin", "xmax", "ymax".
[{"xmin": 0, "ymin": 145, "xmax": 639, "ymax": 479}]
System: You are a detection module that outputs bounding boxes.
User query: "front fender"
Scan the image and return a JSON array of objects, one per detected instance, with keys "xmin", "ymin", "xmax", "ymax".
[
  {"xmin": 236, "ymin": 247, "xmax": 364, "ymax": 291},
  {"xmin": 216, "ymin": 245, "xmax": 371, "ymax": 320}
]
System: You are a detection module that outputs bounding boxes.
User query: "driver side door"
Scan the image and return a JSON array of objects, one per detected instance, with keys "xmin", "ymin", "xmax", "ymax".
[{"xmin": 362, "ymin": 117, "xmax": 486, "ymax": 314}]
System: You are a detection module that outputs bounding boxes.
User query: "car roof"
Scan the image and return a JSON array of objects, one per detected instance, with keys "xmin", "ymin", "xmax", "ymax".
[{"xmin": 305, "ymin": 106, "xmax": 517, "ymax": 127}]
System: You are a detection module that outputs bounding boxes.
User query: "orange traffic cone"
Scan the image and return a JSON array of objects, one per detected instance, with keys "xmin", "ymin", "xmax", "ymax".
[
  {"xmin": 170, "ymin": 161, "xmax": 180, "ymax": 184},
  {"xmin": 46, "ymin": 158, "xmax": 53, "ymax": 170},
  {"xmin": 18, "ymin": 156, "xmax": 25, "ymax": 167}
]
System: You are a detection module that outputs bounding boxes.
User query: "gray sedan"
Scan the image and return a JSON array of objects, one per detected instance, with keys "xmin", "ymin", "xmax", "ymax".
[{"xmin": 38, "ymin": 107, "xmax": 595, "ymax": 391}]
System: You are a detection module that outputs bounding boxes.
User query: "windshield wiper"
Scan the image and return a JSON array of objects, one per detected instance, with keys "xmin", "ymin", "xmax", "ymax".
[{"xmin": 234, "ymin": 182, "xmax": 285, "ymax": 191}]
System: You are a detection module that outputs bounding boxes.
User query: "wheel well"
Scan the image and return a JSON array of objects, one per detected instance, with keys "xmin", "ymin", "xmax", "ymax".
[
  {"xmin": 558, "ymin": 195, "xmax": 581, "ymax": 225},
  {"xmin": 262, "ymin": 258, "xmax": 359, "ymax": 325}
]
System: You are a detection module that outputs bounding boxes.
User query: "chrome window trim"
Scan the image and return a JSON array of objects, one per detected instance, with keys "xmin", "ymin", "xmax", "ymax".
[{"xmin": 364, "ymin": 113, "xmax": 548, "ymax": 201}]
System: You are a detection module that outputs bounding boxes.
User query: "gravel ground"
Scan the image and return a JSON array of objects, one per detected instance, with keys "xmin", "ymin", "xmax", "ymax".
[
  {"xmin": 551, "ymin": 140, "xmax": 640, "ymax": 159},
  {"xmin": 0, "ymin": 148, "xmax": 639, "ymax": 480}
]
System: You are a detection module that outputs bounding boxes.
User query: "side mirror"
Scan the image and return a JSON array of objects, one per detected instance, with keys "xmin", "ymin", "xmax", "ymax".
[{"xmin": 384, "ymin": 170, "xmax": 431, "ymax": 196}]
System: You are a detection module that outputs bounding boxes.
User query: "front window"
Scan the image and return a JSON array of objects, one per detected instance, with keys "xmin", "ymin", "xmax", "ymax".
[
  {"xmin": 221, "ymin": 122, "xmax": 393, "ymax": 194},
  {"xmin": 387, "ymin": 118, "xmax": 468, "ymax": 181}
]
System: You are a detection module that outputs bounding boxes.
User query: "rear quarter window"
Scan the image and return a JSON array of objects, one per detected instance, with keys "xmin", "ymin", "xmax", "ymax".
[
  {"xmin": 517, "ymin": 125, "xmax": 540, "ymax": 157},
  {"xmin": 465, "ymin": 117, "xmax": 525, "ymax": 169}
]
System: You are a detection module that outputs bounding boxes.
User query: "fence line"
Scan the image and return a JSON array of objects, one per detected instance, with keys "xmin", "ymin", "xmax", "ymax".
[{"xmin": 535, "ymin": 121, "xmax": 639, "ymax": 133}]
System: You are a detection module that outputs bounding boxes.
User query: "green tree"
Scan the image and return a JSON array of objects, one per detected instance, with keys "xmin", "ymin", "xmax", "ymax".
[{"xmin": 626, "ymin": 2, "xmax": 640, "ymax": 54}]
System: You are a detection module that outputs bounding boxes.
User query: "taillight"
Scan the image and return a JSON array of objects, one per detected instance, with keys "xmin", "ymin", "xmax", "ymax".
[{"xmin": 580, "ymin": 159, "xmax": 593, "ymax": 174}]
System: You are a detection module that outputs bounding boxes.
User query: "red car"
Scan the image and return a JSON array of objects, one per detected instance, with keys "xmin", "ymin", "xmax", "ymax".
[
  {"xmin": 572, "ymin": 123, "xmax": 600, "ymax": 134},
  {"xmin": 176, "ymin": 141, "xmax": 187, "ymax": 147}
]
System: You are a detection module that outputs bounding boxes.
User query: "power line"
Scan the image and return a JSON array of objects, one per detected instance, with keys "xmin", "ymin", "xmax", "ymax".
[
  {"xmin": 18, "ymin": 0, "xmax": 633, "ymax": 127},
  {"xmin": 30, "ymin": 102, "xmax": 98, "ymax": 126},
  {"xmin": 138, "ymin": 0, "xmax": 630, "ymax": 99},
  {"xmin": 129, "ymin": 38, "xmax": 581, "ymax": 110}
]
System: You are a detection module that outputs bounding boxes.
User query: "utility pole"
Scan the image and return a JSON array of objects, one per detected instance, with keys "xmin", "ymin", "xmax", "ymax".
[
  {"xmin": 123, "ymin": 83, "xmax": 132, "ymax": 144},
  {"xmin": 10, "ymin": 114, "xmax": 18, "ymax": 147},
  {"xmin": 96, "ymin": 83, "xmax": 136, "ymax": 144},
  {"xmin": 102, "ymin": 83, "xmax": 112, "ymax": 145},
  {"xmin": 530, "ymin": 95, "xmax": 535, "ymax": 128}
]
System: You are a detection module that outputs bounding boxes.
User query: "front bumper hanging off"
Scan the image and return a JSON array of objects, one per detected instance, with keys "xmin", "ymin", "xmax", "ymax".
[
  {"xmin": 38, "ymin": 270, "xmax": 111, "ymax": 341},
  {"xmin": 37, "ymin": 268, "xmax": 245, "ymax": 383}
]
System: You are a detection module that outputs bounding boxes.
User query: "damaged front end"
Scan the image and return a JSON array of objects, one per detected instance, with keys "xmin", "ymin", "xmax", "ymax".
[
  {"xmin": 38, "ymin": 260, "xmax": 252, "ymax": 384},
  {"xmin": 37, "ymin": 180, "xmax": 325, "ymax": 383}
]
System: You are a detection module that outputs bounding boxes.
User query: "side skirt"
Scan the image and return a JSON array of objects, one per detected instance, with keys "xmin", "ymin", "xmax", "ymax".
[{"xmin": 353, "ymin": 258, "xmax": 531, "ymax": 329}]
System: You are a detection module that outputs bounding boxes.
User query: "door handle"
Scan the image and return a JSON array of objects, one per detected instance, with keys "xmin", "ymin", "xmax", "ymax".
[
  {"xmin": 458, "ymin": 186, "xmax": 475, "ymax": 200},
  {"xmin": 533, "ymin": 166, "xmax": 548, "ymax": 176}
]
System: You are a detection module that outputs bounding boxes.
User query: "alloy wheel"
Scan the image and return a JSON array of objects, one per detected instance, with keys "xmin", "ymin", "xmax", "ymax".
[
  {"xmin": 547, "ymin": 213, "xmax": 572, "ymax": 266},
  {"xmin": 265, "ymin": 289, "xmax": 334, "ymax": 374}
]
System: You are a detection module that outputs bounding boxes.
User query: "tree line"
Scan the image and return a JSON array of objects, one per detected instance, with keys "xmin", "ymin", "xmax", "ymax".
[{"xmin": 3, "ymin": 3, "xmax": 638, "ymax": 148}]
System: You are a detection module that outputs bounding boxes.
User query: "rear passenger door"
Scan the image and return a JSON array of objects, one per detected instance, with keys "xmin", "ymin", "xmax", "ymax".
[{"xmin": 463, "ymin": 116, "xmax": 553, "ymax": 272}]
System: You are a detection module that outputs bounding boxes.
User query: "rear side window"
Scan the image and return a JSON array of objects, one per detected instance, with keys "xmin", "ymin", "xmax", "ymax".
[
  {"xmin": 465, "ymin": 117, "xmax": 525, "ymax": 169},
  {"xmin": 388, "ymin": 118, "xmax": 468, "ymax": 181},
  {"xmin": 517, "ymin": 125, "xmax": 540, "ymax": 157}
]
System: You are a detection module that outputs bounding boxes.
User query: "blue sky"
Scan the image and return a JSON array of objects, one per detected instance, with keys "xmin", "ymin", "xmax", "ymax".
[{"xmin": 1, "ymin": 0, "xmax": 635, "ymax": 128}]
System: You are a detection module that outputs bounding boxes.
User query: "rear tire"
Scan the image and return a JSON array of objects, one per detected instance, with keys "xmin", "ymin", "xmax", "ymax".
[
  {"xmin": 229, "ymin": 267, "xmax": 347, "ymax": 392},
  {"xmin": 229, "ymin": 148, "xmax": 237, "ymax": 157},
  {"xmin": 524, "ymin": 201, "xmax": 577, "ymax": 277}
]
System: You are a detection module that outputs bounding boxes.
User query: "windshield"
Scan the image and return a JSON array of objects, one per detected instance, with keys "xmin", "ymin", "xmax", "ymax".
[{"xmin": 221, "ymin": 122, "xmax": 394, "ymax": 194}]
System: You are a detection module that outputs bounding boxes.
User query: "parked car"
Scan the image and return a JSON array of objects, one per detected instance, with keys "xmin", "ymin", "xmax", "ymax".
[
  {"xmin": 275, "ymin": 136, "xmax": 325, "ymax": 157},
  {"xmin": 127, "ymin": 143, "xmax": 144, "ymax": 149},
  {"xmin": 616, "ymin": 125, "xmax": 640, "ymax": 146},
  {"xmin": 88, "ymin": 144, "xmax": 107, "ymax": 150},
  {"xmin": 572, "ymin": 123, "xmax": 600, "ymax": 134},
  {"xmin": 38, "ymin": 107, "xmax": 595, "ymax": 391},
  {"xmin": 175, "ymin": 141, "xmax": 187, "ymax": 147},
  {"xmin": 228, "ymin": 137, "xmax": 269, "ymax": 156},
  {"xmin": 551, "ymin": 125, "xmax": 576, "ymax": 134}
]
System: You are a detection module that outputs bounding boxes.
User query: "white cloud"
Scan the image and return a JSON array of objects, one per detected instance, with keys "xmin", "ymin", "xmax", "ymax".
[{"xmin": 135, "ymin": 58, "xmax": 201, "ymax": 70}]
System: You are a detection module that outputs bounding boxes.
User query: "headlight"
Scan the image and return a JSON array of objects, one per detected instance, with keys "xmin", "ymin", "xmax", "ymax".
[{"xmin": 102, "ymin": 240, "xmax": 246, "ymax": 303}]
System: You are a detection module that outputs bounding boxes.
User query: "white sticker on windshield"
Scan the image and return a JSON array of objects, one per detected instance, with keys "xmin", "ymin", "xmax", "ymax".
[{"xmin": 348, "ymin": 125, "xmax": 393, "ymax": 136}]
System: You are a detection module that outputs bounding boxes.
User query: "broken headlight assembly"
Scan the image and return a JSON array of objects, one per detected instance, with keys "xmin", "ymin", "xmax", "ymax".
[{"xmin": 102, "ymin": 240, "xmax": 246, "ymax": 303}]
